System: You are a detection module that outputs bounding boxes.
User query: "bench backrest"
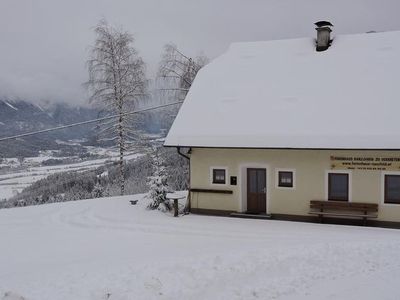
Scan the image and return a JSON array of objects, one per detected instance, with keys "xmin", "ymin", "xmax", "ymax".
[{"xmin": 310, "ymin": 200, "xmax": 378, "ymax": 212}]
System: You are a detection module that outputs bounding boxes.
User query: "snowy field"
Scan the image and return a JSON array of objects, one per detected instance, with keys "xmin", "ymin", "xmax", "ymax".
[{"xmin": 1, "ymin": 195, "xmax": 400, "ymax": 300}]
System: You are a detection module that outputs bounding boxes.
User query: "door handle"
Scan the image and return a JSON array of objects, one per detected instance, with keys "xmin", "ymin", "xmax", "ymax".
[{"xmin": 263, "ymin": 187, "xmax": 266, "ymax": 194}]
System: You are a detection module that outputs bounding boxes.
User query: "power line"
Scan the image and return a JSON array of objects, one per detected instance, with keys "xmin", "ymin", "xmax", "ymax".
[{"xmin": 0, "ymin": 101, "xmax": 183, "ymax": 142}]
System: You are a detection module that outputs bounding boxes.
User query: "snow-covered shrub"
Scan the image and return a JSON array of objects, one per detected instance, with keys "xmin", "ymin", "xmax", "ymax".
[
  {"xmin": 146, "ymin": 149, "xmax": 171, "ymax": 211},
  {"xmin": 91, "ymin": 182, "xmax": 107, "ymax": 198}
]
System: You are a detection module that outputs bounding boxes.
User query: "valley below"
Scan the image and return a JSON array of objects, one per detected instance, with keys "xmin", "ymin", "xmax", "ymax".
[{"xmin": 0, "ymin": 141, "xmax": 145, "ymax": 200}]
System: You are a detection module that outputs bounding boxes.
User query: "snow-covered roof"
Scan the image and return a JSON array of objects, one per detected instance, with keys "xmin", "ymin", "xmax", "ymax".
[{"xmin": 164, "ymin": 31, "xmax": 400, "ymax": 149}]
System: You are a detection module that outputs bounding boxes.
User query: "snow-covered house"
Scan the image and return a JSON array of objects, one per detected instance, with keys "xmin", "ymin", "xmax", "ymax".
[{"xmin": 165, "ymin": 23, "xmax": 400, "ymax": 226}]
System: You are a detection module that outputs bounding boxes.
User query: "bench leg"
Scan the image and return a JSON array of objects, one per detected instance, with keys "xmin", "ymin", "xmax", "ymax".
[
  {"xmin": 362, "ymin": 211, "xmax": 368, "ymax": 226},
  {"xmin": 318, "ymin": 214, "xmax": 323, "ymax": 223},
  {"xmin": 174, "ymin": 199, "xmax": 179, "ymax": 217}
]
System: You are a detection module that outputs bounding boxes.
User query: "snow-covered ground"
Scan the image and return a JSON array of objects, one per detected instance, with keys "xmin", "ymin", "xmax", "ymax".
[{"xmin": 1, "ymin": 195, "xmax": 400, "ymax": 300}]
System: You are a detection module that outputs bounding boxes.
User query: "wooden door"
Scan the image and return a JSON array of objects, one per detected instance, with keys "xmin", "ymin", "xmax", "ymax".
[{"xmin": 247, "ymin": 168, "xmax": 266, "ymax": 213}]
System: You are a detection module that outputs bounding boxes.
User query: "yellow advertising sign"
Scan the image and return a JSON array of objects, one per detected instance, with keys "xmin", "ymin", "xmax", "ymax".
[{"xmin": 330, "ymin": 156, "xmax": 400, "ymax": 171}]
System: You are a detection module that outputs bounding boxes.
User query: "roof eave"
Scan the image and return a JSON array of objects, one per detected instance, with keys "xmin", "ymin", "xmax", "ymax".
[{"xmin": 163, "ymin": 144, "xmax": 400, "ymax": 151}]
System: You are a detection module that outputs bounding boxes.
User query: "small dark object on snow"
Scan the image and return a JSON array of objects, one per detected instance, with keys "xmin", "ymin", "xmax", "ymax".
[{"xmin": 130, "ymin": 200, "xmax": 138, "ymax": 205}]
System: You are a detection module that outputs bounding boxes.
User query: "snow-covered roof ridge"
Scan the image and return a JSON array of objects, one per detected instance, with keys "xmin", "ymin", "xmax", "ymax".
[{"xmin": 165, "ymin": 30, "xmax": 400, "ymax": 149}]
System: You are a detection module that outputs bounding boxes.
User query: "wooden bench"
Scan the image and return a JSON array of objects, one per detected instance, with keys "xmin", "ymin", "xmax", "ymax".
[{"xmin": 309, "ymin": 200, "xmax": 378, "ymax": 225}]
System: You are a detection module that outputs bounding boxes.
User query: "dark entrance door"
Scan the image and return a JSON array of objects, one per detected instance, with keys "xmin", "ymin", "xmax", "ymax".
[{"xmin": 247, "ymin": 168, "xmax": 266, "ymax": 214}]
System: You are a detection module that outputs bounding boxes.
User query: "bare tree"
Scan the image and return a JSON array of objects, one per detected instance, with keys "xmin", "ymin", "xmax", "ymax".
[
  {"xmin": 86, "ymin": 19, "xmax": 147, "ymax": 195},
  {"xmin": 155, "ymin": 43, "xmax": 208, "ymax": 130},
  {"xmin": 157, "ymin": 43, "xmax": 208, "ymax": 101}
]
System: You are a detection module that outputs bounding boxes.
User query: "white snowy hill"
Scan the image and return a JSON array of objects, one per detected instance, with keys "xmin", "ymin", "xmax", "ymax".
[{"xmin": 1, "ymin": 195, "xmax": 400, "ymax": 300}]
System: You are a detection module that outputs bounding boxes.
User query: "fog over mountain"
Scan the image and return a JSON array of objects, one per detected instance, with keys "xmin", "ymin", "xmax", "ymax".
[{"xmin": 1, "ymin": 0, "xmax": 400, "ymax": 105}]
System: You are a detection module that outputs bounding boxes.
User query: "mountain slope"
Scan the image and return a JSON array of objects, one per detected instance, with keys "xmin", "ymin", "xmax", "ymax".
[{"xmin": 0, "ymin": 99, "xmax": 98, "ymax": 157}]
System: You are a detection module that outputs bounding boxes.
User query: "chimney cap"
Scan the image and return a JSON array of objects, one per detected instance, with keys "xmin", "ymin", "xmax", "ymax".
[
  {"xmin": 316, "ymin": 27, "xmax": 332, "ymax": 33},
  {"xmin": 314, "ymin": 21, "xmax": 333, "ymax": 27}
]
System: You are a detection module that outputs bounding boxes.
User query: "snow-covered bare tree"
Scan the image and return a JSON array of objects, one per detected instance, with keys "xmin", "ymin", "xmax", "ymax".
[
  {"xmin": 86, "ymin": 19, "xmax": 147, "ymax": 195},
  {"xmin": 154, "ymin": 43, "xmax": 208, "ymax": 131},
  {"xmin": 157, "ymin": 43, "xmax": 208, "ymax": 101},
  {"xmin": 146, "ymin": 148, "xmax": 170, "ymax": 211}
]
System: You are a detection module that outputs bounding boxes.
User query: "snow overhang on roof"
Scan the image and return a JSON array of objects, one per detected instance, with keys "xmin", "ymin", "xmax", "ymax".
[{"xmin": 164, "ymin": 31, "xmax": 400, "ymax": 149}]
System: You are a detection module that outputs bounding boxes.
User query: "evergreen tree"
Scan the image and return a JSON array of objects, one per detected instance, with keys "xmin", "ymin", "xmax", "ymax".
[{"xmin": 147, "ymin": 149, "xmax": 170, "ymax": 211}]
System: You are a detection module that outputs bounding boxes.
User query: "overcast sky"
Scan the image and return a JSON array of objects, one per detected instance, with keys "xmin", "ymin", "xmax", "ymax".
[{"xmin": 1, "ymin": 0, "xmax": 400, "ymax": 105}]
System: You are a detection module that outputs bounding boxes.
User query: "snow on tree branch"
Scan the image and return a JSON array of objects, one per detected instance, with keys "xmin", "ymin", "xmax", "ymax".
[{"xmin": 85, "ymin": 18, "xmax": 148, "ymax": 195}]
